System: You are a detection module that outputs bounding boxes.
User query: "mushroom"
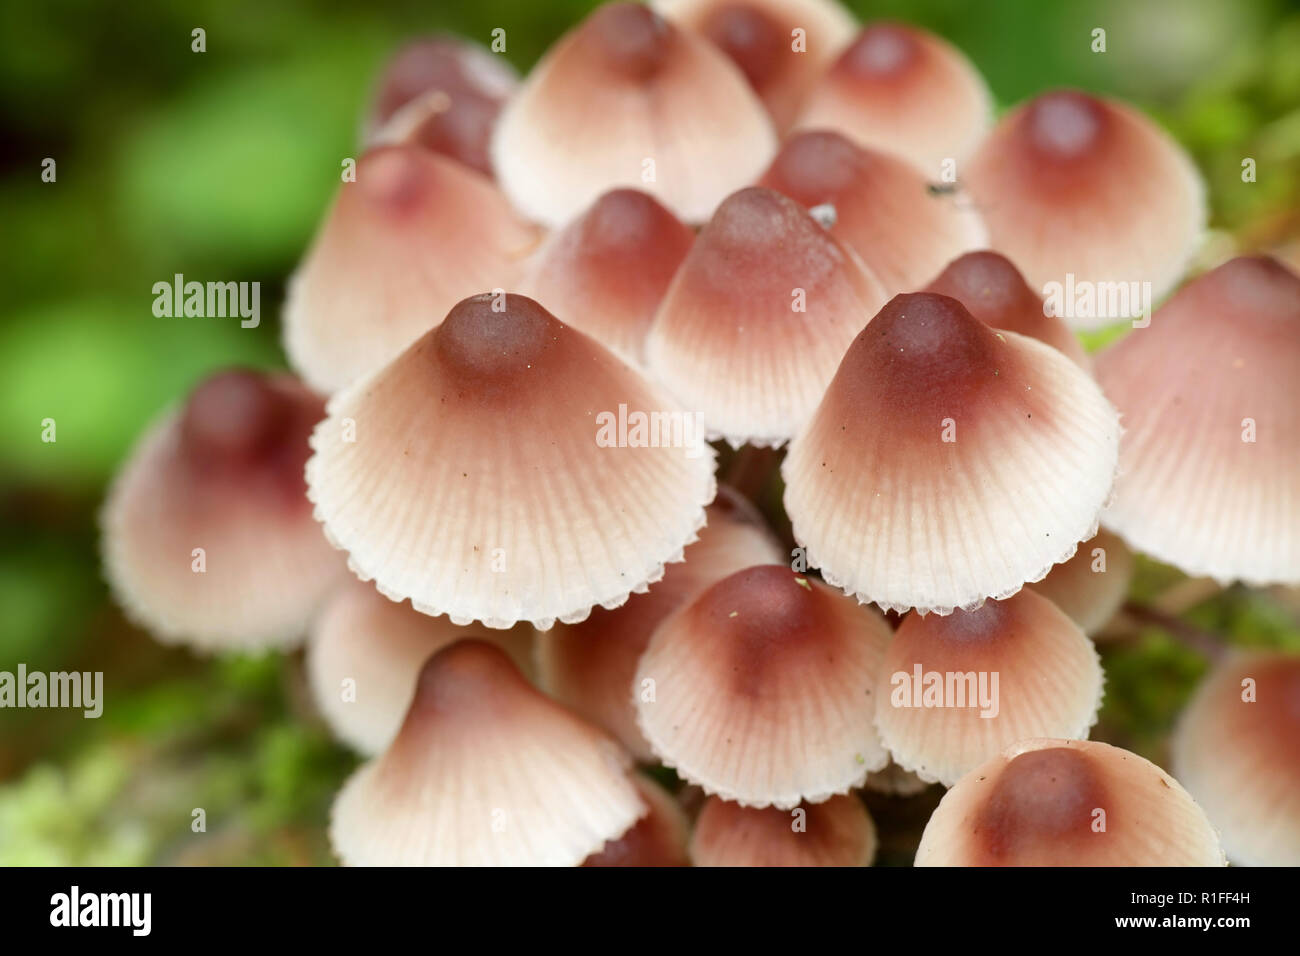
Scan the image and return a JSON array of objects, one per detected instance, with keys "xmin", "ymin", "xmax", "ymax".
[
  {"xmin": 875, "ymin": 589, "xmax": 1104, "ymax": 786},
  {"xmin": 329, "ymin": 639, "xmax": 645, "ymax": 866},
  {"xmin": 491, "ymin": 1, "xmax": 777, "ymax": 226},
  {"xmin": 782, "ymin": 292, "xmax": 1120, "ymax": 615},
  {"xmin": 102, "ymin": 369, "xmax": 343, "ymax": 652},
  {"xmin": 964, "ymin": 90, "xmax": 1205, "ymax": 327},
  {"xmin": 306, "ymin": 292, "xmax": 717, "ymax": 630},
  {"xmin": 583, "ymin": 774, "xmax": 691, "ymax": 866},
  {"xmin": 690, "ymin": 793, "xmax": 877, "ymax": 866},
  {"xmin": 923, "ymin": 250, "xmax": 1088, "ymax": 368},
  {"xmin": 635, "ymin": 564, "xmax": 893, "ymax": 808},
  {"xmin": 1028, "ymin": 529, "xmax": 1135, "ymax": 636},
  {"xmin": 757, "ymin": 130, "xmax": 987, "ymax": 296},
  {"xmin": 283, "ymin": 144, "xmax": 537, "ymax": 394},
  {"xmin": 535, "ymin": 487, "xmax": 783, "ymax": 762},
  {"xmin": 1096, "ymin": 255, "xmax": 1300, "ymax": 585},
  {"xmin": 1172, "ymin": 650, "xmax": 1300, "ymax": 866},
  {"xmin": 915, "ymin": 738, "xmax": 1225, "ymax": 866},
  {"xmin": 653, "ymin": 0, "xmax": 856, "ymax": 130},
  {"xmin": 645, "ymin": 186, "xmax": 887, "ymax": 447},
  {"xmin": 794, "ymin": 22, "xmax": 992, "ymax": 175},
  {"xmin": 306, "ymin": 576, "xmax": 534, "ymax": 755},
  {"xmin": 364, "ymin": 35, "xmax": 519, "ymax": 176},
  {"xmin": 518, "ymin": 188, "xmax": 695, "ymax": 368}
]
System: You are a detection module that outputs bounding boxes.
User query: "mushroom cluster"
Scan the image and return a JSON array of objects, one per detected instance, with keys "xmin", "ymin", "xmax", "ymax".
[{"xmin": 102, "ymin": 0, "xmax": 1299, "ymax": 866}]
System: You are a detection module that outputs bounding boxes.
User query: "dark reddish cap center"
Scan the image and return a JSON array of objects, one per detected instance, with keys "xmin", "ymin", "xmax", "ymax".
[
  {"xmin": 434, "ymin": 293, "xmax": 562, "ymax": 389},
  {"xmin": 584, "ymin": 3, "xmax": 673, "ymax": 79},
  {"xmin": 1021, "ymin": 91, "xmax": 1109, "ymax": 160},
  {"xmin": 842, "ymin": 24, "xmax": 920, "ymax": 79},
  {"xmin": 180, "ymin": 369, "xmax": 295, "ymax": 464},
  {"xmin": 702, "ymin": 4, "xmax": 785, "ymax": 88},
  {"xmin": 974, "ymin": 747, "xmax": 1109, "ymax": 861}
]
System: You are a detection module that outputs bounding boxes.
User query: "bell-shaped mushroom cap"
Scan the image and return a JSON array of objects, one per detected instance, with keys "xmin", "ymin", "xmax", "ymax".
[
  {"xmin": 518, "ymin": 188, "xmax": 695, "ymax": 367},
  {"xmin": 535, "ymin": 487, "xmax": 783, "ymax": 762},
  {"xmin": 653, "ymin": 0, "xmax": 856, "ymax": 130},
  {"xmin": 964, "ymin": 91, "xmax": 1204, "ymax": 327},
  {"xmin": 915, "ymin": 738, "xmax": 1225, "ymax": 866},
  {"xmin": 102, "ymin": 370, "xmax": 342, "ymax": 651},
  {"xmin": 795, "ymin": 22, "xmax": 992, "ymax": 175},
  {"xmin": 364, "ymin": 36, "xmax": 519, "ymax": 176},
  {"xmin": 306, "ymin": 293, "xmax": 717, "ymax": 631},
  {"xmin": 1096, "ymin": 256, "xmax": 1300, "ymax": 585},
  {"xmin": 875, "ymin": 589, "xmax": 1103, "ymax": 786},
  {"xmin": 635, "ymin": 564, "xmax": 893, "ymax": 808},
  {"xmin": 306, "ymin": 577, "xmax": 534, "ymax": 755},
  {"xmin": 1028, "ymin": 529, "xmax": 1134, "ymax": 636},
  {"xmin": 491, "ymin": 2, "xmax": 777, "ymax": 226},
  {"xmin": 924, "ymin": 250, "xmax": 1088, "ymax": 368},
  {"xmin": 1172, "ymin": 651, "xmax": 1300, "ymax": 866},
  {"xmin": 583, "ymin": 773, "xmax": 691, "ymax": 866},
  {"xmin": 690, "ymin": 793, "xmax": 877, "ymax": 866},
  {"xmin": 758, "ymin": 130, "xmax": 986, "ymax": 296},
  {"xmin": 782, "ymin": 292, "xmax": 1120, "ymax": 615},
  {"xmin": 330, "ymin": 639, "xmax": 645, "ymax": 866},
  {"xmin": 283, "ymin": 145, "xmax": 537, "ymax": 394},
  {"xmin": 780, "ymin": 291, "xmax": 1118, "ymax": 616},
  {"xmin": 645, "ymin": 186, "xmax": 888, "ymax": 447}
]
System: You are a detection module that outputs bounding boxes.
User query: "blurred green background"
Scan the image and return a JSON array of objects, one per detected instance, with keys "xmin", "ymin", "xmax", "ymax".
[{"xmin": 1, "ymin": 0, "xmax": 1298, "ymax": 865}]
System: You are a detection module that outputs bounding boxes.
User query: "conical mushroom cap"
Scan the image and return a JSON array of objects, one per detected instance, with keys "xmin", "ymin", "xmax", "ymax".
[
  {"xmin": 646, "ymin": 186, "xmax": 888, "ymax": 447},
  {"xmin": 1096, "ymin": 256, "xmax": 1300, "ymax": 585},
  {"xmin": 306, "ymin": 293, "xmax": 717, "ymax": 630},
  {"xmin": 690, "ymin": 793, "xmax": 877, "ymax": 866},
  {"xmin": 783, "ymin": 292, "xmax": 1120, "ymax": 615},
  {"xmin": 964, "ymin": 90, "xmax": 1204, "ymax": 328},
  {"xmin": 915, "ymin": 738, "xmax": 1225, "ymax": 866},
  {"xmin": 654, "ymin": 0, "xmax": 856, "ymax": 130},
  {"xmin": 518, "ymin": 188, "xmax": 694, "ymax": 367},
  {"xmin": 635, "ymin": 565, "xmax": 894, "ymax": 808},
  {"xmin": 306, "ymin": 577, "xmax": 533, "ymax": 755},
  {"xmin": 329, "ymin": 639, "xmax": 645, "ymax": 866},
  {"xmin": 1173, "ymin": 651, "xmax": 1300, "ymax": 866},
  {"xmin": 283, "ymin": 145, "xmax": 536, "ymax": 393},
  {"xmin": 491, "ymin": 2, "xmax": 776, "ymax": 226},
  {"xmin": 875, "ymin": 589, "xmax": 1104, "ymax": 786},
  {"xmin": 758, "ymin": 130, "xmax": 987, "ymax": 296},
  {"xmin": 1028, "ymin": 528, "xmax": 1134, "ymax": 636},
  {"xmin": 102, "ymin": 370, "xmax": 342, "ymax": 651},
  {"xmin": 795, "ymin": 22, "xmax": 992, "ymax": 174},
  {"xmin": 535, "ymin": 487, "xmax": 783, "ymax": 761}
]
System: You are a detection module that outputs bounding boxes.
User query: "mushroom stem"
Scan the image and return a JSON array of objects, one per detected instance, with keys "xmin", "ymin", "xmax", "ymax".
[{"xmin": 1115, "ymin": 601, "xmax": 1227, "ymax": 661}]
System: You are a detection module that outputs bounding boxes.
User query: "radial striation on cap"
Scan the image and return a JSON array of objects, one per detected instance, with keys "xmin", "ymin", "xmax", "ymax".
[
  {"xmin": 645, "ymin": 186, "xmax": 888, "ymax": 447},
  {"xmin": 307, "ymin": 293, "xmax": 717, "ymax": 630},
  {"xmin": 654, "ymin": 0, "xmax": 856, "ymax": 130},
  {"xmin": 964, "ymin": 91, "xmax": 1205, "ymax": 327},
  {"xmin": 283, "ymin": 145, "xmax": 537, "ymax": 393},
  {"xmin": 1173, "ymin": 651, "xmax": 1300, "ymax": 866},
  {"xmin": 635, "ymin": 565, "xmax": 893, "ymax": 808},
  {"xmin": 307, "ymin": 576, "xmax": 534, "ymax": 755},
  {"xmin": 795, "ymin": 22, "xmax": 992, "ymax": 175},
  {"xmin": 924, "ymin": 250, "xmax": 1088, "ymax": 367},
  {"xmin": 875, "ymin": 589, "xmax": 1104, "ymax": 786},
  {"xmin": 364, "ymin": 35, "xmax": 519, "ymax": 176},
  {"xmin": 915, "ymin": 738, "xmax": 1225, "ymax": 866},
  {"xmin": 491, "ymin": 2, "xmax": 777, "ymax": 226},
  {"xmin": 782, "ymin": 292, "xmax": 1120, "ymax": 615},
  {"xmin": 329, "ymin": 639, "xmax": 645, "ymax": 866},
  {"xmin": 102, "ymin": 370, "xmax": 343, "ymax": 652},
  {"xmin": 535, "ymin": 487, "xmax": 783, "ymax": 762},
  {"xmin": 759, "ymin": 130, "xmax": 987, "ymax": 297},
  {"xmin": 583, "ymin": 773, "xmax": 691, "ymax": 866},
  {"xmin": 1096, "ymin": 256, "xmax": 1300, "ymax": 585},
  {"xmin": 519, "ymin": 188, "xmax": 694, "ymax": 368},
  {"xmin": 690, "ymin": 793, "xmax": 877, "ymax": 866}
]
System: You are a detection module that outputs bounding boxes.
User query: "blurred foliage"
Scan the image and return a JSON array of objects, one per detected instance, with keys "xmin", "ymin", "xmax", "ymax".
[{"xmin": 1, "ymin": 0, "xmax": 1298, "ymax": 864}]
